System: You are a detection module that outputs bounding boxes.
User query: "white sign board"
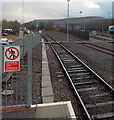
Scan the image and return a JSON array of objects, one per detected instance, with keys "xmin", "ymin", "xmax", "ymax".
[{"xmin": 4, "ymin": 46, "xmax": 20, "ymax": 72}]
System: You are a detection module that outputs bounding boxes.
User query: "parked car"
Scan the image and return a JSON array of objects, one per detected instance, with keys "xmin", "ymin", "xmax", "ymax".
[
  {"xmin": 2, "ymin": 33, "xmax": 8, "ymax": 36},
  {"xmin": 0, "ymin": 38, "xmax": 14, "ymax": 45},
  {"xmin": 0, "ymin": 38, "xmax": 9, "ymax": 45}
]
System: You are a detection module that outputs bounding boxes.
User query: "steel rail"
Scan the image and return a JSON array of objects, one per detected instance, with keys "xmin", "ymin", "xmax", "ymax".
[
  {"xmin": 58, "ymin": 43, "xmax": 114, "ymax": 93},
  {"xmin": 86, "ymin": 43, "xmax": 114, "ymax": 52},
  {"xmin": 42, "ymin": 34, "xmax": 92, "ymax": 120},
  {"xmin": 90, "ymin": 35, "xmax": 112, "ymax": 41},
  {"xmin": 83, "ymin": 44, "xmax": 114, "ymax": 56},
  {"xmin": 42, "ymin": 33, "xmax": 114, "ymax": 120},
  {"xmin": 49, "ymin": 43, "xmax": 92, "ymax": 120},
  {"xmin": 42, "ymin": 33, "xmax": 114, "ymax": 93}
]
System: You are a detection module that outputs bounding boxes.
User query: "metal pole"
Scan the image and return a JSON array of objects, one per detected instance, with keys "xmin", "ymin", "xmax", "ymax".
[
  {"xmin": 67, "ymin": 0, "xmax": 70, "ymax": 42},
  {"xmin": 99, "ymin": 19, "xmax": 101, "ymax": 34},
  {"xmin": 102, "ymin": 17, "xmax": 104, "ymax": 33},
  {"xmin": 27, "ymin": 32, "xmax": 32, "ymax": 107},
  {"xmin": 108, "ymin": 13, "xmax": 111, "ymax": 35},
  {"xmin": 0, "ymin": 45, "xmax": 2, "ymax": 119},
  {"xmin": 83, "ymin": 13, "xmax": 85, "ymax": 31},
  {"xmin": 0, "ymin": 3, "xmax": 3, "ymax": 112},
  {"xmin": 80, "ymin": 11, "xmax": 82, "ymax": 31}
]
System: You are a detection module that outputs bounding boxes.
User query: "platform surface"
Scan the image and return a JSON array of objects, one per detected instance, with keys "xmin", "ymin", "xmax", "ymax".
[{"xmin": 2, "ymin": 101, "xmax": 76, "ymax": 119}]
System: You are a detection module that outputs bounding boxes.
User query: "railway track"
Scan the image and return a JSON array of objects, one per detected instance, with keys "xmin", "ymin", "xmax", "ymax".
[
  {"xmin": 90, "ymin": 35, "xmax": 113, "ymax": 42},
  {"xmin": 42, "ymin": 33, "xmax": 114, "ymax": 120},
  {"xmin": 82, "ymin": 43, "xmax": 114, "ymax": 56}
]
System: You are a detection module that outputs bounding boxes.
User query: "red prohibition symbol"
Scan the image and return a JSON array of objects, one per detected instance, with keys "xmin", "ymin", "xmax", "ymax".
[{"xmin": 5, "ymin": 47, "xmax": 19, "ymax": 60}]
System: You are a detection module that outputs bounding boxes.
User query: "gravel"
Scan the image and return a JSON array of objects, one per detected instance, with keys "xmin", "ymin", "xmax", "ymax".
[
  {"xmin": 46, "ymin": 42, "xmax": 85, "ymax": 120},
  {"xmin": 45, "ymin": 31, "xmax": 113, "ymax": 87},
  {"xmin": 44, "ymin": 31, "xmax": 114, "ymax": 119},
  {"xmin": 2, "ymin": 31, "xmax": 113, "ymax": 119},
  {"xmin": 2, "ymin": 43, "xmax": 42, "ymax": 106}
]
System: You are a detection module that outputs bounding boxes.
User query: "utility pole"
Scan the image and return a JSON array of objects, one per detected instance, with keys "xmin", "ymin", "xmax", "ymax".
[
  {"xmin": 84, "ymin": 16, "xmax": 86, "ymax": 31},
  {"xmin": 83, "ymin": 12, "xmax": 86, "ymax": 31},
  {"xmin": 0, "ymin": 45, "xmax": 2, "ymax": 119},
  {"xmin": 80, "ymin": 11, "xmax": 82, "ymax": 31},
  {"xmin": 108, "ymin": 12, "xmax": 111, "ymax": 35},
  {"xmin": 27, "ymin": 32, "xmax": 32, "ymax": 107},
  {"xmin": 67, "ymin": 0, "xmax": 70, "ymax": 42},
  {"xmin": 102, "ymin": 17, "xmax": 104, "ymax": 33}
]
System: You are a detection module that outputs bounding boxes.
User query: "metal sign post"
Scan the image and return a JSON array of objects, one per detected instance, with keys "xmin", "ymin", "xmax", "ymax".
[
  {"xmin": 0, "ymin": 45, "xmax": 2, "ymax": 119},
  {"xmin": 27, "ymin": 32, "xmax": 32, "ymax": 107}
]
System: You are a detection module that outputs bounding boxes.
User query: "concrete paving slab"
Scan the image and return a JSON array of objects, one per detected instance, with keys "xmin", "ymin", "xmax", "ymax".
[
  {"xmin": 42, "ymin": 49, "xmax": 47, "ymax": 54},
  {"xmin": 42, "ymin": 74, "xmax": 50, "ymax": 78},
  {"xmin": 42, "ymin": 52, "xmax": 47, "ymax": 58},
  {"xmin": 2, "ymin": 101, "xmax": 76, "ymax": 119},
  {"xmin": 3, "ymin": 112, "xmax": 18, "ymax": 118},
  {"xmin": 42, "ymin": 61, "xmax": 48, "ymax": 64},
  {"xmin": 16, "ymin": 111, "xmax": 23, "ymax": 117},
  {"xmin": 42, "ymin": 80, "xmax": 52, "ymax": 87},
  {"xmin": 42, "ymin": 58, "xmax": 48, "ymax": 62},
  {"xmin": 42, "ymin": 66, "xmax": 50, "ymax": 73},
  {"xmin": 34, "ymin": 101, "xmax": 76, "ymax": 119},
  {"xmin": 36, "ymin": 105, "xmax": 64, "ymax": 118},
  {"xmin": 42, "ymin": 63, "xmax": 48, "ymax": 67},
  {"xmin": 42, "ymin": 72, "xmax": 50, "ymax": 76},
  {"xmin": 42, "ymin": 96, "xmax": 54, "ymax": 103},
  {"xmin": 42, "ymin": 86, "xmax": 54, "ymax": 97}
]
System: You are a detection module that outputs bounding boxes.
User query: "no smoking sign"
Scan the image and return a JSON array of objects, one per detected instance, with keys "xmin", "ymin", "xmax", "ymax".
[{"xmin": 4, "ymin": 46, "xmax": 20, "ymax": 72}]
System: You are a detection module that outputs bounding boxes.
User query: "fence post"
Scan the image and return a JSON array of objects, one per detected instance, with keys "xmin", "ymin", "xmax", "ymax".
[
  {"xmin": 27, "ymin": 32, "xmax": 32, "ymax": 107},
  {"xmin": 0, "ymin": 45, "xmax": 2, "ymax": 119}
]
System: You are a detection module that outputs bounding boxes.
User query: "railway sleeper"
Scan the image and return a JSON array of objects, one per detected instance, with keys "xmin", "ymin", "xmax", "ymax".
[
  {"xmin": 68, "ymin": 69, "xmax": 87, "ymax": 73},
  {"xmin": 74, "ymin": 81, "xmax": 97, "ymax": 86},
  {"xmin": 73, "ymin": 72, "xmax": 90, "ymax": 76},
  {"xmin": 68, "ymin": 70, "xmax": 88, "ymax": 73},
  {"xmin": 67, "ymin": 67, "xmax": 85, "ymax": 71},
  {"xmin": 86, "ymin": 100, "xmax": 114, "ymax": 109},
  {"xmin": 91, "ymin": 112, "xmax": 114, "ymax": 119},
  {"xmin": 71, "ymin": 76, "xmax": 94, "ymax": 80},
  {"xmin": 69, "ymin": 65, "xmax": 82, "ymax": 68},
  {"xmin": 61, "ymin": 57, "xmax": 74, "ymax": 59},
  {"xmin": 77, "ymin": 87, "xmax": 98, "ymax": 92},
  {"xmin": 57, "ymin": 50, "xmax": 66, "ymax": 54},
  {"xmin": 89, "ymin": 93, "xmax": 110, "ymax": 98}
]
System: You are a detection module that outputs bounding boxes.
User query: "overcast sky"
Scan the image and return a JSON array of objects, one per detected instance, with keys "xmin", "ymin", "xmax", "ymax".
[{"xmin": 1, "ymin": 0, "xmax": 114, "ymax": 23}]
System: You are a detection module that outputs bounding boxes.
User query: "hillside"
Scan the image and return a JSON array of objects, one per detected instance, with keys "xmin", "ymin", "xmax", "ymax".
[{"xmin": 24, "ymin": 16, "xmax": 103, "ymax": 25}]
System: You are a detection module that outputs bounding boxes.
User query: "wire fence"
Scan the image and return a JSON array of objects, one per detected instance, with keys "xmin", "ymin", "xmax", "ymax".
[{"xmin": 1, "ymin": 32, "xmax": 41, "ymax": 108}]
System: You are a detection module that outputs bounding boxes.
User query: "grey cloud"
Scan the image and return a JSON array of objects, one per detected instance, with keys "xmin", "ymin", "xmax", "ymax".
[{"xmin": 1, "ymin": 1, "xmax": 112, "ymax": 22}]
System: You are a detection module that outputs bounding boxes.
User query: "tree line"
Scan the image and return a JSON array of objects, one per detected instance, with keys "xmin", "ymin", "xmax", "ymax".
[{"xmin": 2, "ymin": 20, "xmax": 21, "ymax": 31}]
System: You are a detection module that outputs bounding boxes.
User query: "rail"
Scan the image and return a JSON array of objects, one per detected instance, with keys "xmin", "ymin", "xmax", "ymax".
[{"xmin": 42, "ymin": 33, "xmax": 114, "ymax": 120}]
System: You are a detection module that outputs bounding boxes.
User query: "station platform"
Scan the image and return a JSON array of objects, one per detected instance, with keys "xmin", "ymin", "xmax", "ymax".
[{"xmin": 2, "ymin": 101, "xmax": 76, "ymax": 119}]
